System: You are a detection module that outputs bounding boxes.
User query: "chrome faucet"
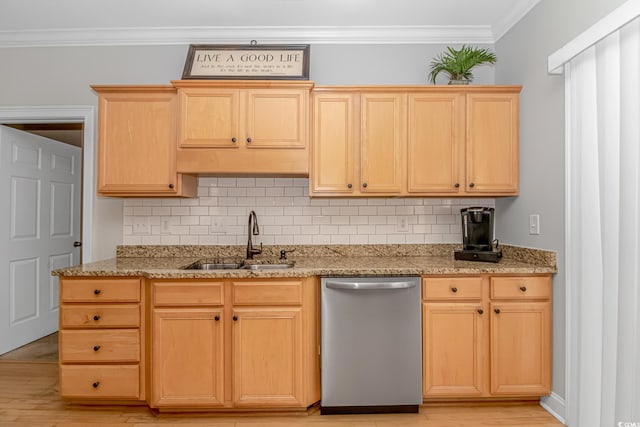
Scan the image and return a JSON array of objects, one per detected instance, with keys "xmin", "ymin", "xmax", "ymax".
[{"xmin": 246, "ymin": 210, "xmax": 262, "ymax": 259}]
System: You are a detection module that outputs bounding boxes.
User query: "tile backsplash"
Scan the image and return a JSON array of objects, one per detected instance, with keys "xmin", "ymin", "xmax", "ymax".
[{"xmin": 122, "ymin": 177, "xmax": 495, "ymax": 246}]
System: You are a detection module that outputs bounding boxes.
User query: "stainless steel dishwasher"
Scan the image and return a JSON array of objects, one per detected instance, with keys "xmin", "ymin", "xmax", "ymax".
[{"xmin": 320, "ymin": 276, "xmax": 422, "ymax": 414}]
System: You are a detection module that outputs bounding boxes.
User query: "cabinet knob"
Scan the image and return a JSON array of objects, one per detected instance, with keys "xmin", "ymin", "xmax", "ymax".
[
  {"xmin": 494, "ymin": 308, "xmax": 501, "ymax": 314},
  {"xmin": 362, "ymin": 182, "xmax": 368, "ymax": 188},
  {"xmin": 246, "ymin": 137, "xmax": 252, "ymax": 143},
  {"xmin": 520, "ymin": 286, "xmax": 527, "ymax": 292},
  {"xmin": 231, "ymin": 137, "xmax": 237, "ymax": 143},
  {"xmin": 454, "ymin": 183, "xmax": 460, "ymax": 188},
  {"xmin": 168, "ymin": 183, "xmax": 174, "ymax": 189},
  {"xmin": 93, "ymin": 345, "xmax": 101, "ymax": 352},
  {"xmin": 92, "ymin": 381, "xmax": 100, "ymax": 388},
  {"xmin": 469, "ymin": 182, "xmax": 475, "ymax": 188},
  {"xmin": 214, "ymin": 315, "xmax": 220, "ymax": 321},
  {"xmin": 451, "ymin": 287, "xmax": 458, "ymax": 293},
  {"xmin": 233, "ymin": 315, "xmax": 238, "ymax": 321},
  {"xmin": 93, "ymin": 289, "xmax": 101, "ymax": 295},
  {"xmin": 347, "ymin": 183, "xmax": 352, "ymax": 189},
  {"xmin": 477, "ymin": 308, "xmax": 484, "ymax": 315},
  {"xmin": 93, "ymin": 315, "xmax": 100, "ymax": 321}
]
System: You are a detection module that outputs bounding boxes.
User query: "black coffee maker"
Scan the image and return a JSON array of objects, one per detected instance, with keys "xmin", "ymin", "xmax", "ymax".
[{"xmin": 454, "ymin": 207, "xmax": 502, "ymax": 262}]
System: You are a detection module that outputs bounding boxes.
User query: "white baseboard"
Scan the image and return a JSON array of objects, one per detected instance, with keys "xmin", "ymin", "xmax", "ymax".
[{"xmin": 541, "ymin": 392, "xmax": 567, "ymax": 425}]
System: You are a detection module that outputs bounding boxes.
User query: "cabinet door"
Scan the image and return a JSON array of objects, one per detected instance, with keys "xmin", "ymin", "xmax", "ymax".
[
  {"xmin": 360, "ymin": 93, "xmax": 405, "ymax": 194},
  {"xmin": 423, "ymin": 302, "xmax": 487, "ymax": 397},
  {"xmin": 311, "ymin": 93, "xmax": 357, "ymax": 195},
  {"xmin": 408, "ymin": 93, "xmax": 465, "ymax": 194},
  {"xmin": 151, "ymin": 308, "xmax": 224, "ymax": 407},
  {"xmin": 97, "ymin": 90, "xmax": 182, "ymax": 194},
  {"xmin": 244, "ymin": 89, "xmax": 307, "ymax": 148},
  {"xmin": 490, "ymin": 301, "xmax": 551, "ymax": 396},
  {"xmin": 232, "ymin": 308, "xmax": 303, "ymax": 407},
  {"xmin": 178, "ymin": 88, "xmax": 240, "ymax": 148},
  {"xmin": 466, "ymin": 93, "xmax": 519, "ymax": 194}
]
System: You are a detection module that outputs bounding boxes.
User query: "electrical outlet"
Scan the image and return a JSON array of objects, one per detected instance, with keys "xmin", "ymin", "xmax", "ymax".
[
  {"xmin": 397, "ymin": 216, "xmax": 409, "ymax": 233},
  {"xmin": 209, "ymin": 217, "xmax": 225, "ymax": 234},
  {"xmin": 529, "ymin": 214, "xmax": 540, "ymax": 235},
  {"xmin": 132, "ymin": 217, "xmax": 150, "ymax": 235}
]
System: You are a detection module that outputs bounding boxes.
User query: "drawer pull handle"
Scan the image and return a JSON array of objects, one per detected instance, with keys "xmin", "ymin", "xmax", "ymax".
[
  {"xmin": 94, "ymin": 289, "xmax": 101, "ymax": 295},
  {"xmin": 494, "ymin": 308, "xmax": 501, "ymax": 314},
  {"xmin": 520, "ymin": 286, "xmax": 527, "ymax": 292},
  {"xmin": 93, "ymin": 315, "xmax": 101, "ymax": 321},
  {"xmin": 451, "ymin": 287, "xmax": 458, "ymax": 293},
  {"xmin": 93, "ymin": 345, "xmax": 101, "ymax": 352},
  {"xmin": 92, "ymin": 381, "xmax": 100, "ymax": 388},
  {"xmin": 214, "ymin": 315, "xmax": 220, "ymax": 321},
  {"xmin": 233, "ymin": 315, "xmax": 238, "ymax": 321},
  {"xmin": 477, "ymin": 308, "xmax": 484, "ymax": 315}
]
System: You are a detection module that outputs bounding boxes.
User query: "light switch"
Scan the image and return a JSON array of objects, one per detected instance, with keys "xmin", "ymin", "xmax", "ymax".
[{"xmin": 529, "ymin": 214, "xmax": 540, "ymax": 235}]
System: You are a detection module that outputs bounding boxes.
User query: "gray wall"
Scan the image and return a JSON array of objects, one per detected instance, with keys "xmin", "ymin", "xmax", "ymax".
[{"xmin": 495, "ymin": 0, "xmax": 628, "ymax": 404}]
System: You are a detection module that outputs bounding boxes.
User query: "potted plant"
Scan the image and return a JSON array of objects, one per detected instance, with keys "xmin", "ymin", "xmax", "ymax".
[{"xmin": 428, "ymin": 45, "xmax": 497, "ymax": 85}]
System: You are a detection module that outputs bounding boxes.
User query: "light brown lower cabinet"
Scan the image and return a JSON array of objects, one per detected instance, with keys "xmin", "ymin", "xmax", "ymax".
[
  {"xmin": 58, "ymin": 277, "xmax": 145, "ymax": 401},
  {"xmin": 422, "ymin": 275, "xmax": 551, "ymax": 400},
  {"xmin": 149, "ymin": 278, "xmax": 320, "ymax": 410}
]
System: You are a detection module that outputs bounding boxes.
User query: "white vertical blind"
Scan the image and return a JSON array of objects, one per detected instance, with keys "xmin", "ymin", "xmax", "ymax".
[{"xmin": 564, "ymin": 14, "xmax": 640, "ymax": 427}]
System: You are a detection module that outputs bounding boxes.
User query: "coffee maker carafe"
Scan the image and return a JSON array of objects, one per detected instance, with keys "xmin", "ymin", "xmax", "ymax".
[{"xmin": 454, "ymin": 207, "xmax": 502, "ymax": 262}]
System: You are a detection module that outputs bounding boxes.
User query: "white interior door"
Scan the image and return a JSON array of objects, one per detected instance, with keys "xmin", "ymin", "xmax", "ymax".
[{"xmin": 0, "ymin": 125, "xmax": 81, "ymax": 354}]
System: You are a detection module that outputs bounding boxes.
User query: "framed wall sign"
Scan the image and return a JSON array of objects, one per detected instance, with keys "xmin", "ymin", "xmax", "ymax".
[{"xmin": 182, "ymin": 44, "xmax": 310, "ymax": 80}]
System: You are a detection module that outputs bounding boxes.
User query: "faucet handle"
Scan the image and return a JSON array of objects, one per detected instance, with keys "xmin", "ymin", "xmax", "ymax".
[{"xmin": 279, "ymin": 249, "xmax": 295, "ymax": 260}]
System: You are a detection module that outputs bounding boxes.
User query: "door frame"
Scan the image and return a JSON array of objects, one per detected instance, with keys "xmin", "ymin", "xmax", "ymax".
[{"xmin": 0, "ymin": 106, "xmax": 95, "ymax": 263}]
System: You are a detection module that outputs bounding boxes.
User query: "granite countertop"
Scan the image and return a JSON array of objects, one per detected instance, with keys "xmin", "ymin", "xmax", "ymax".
[{"xmin": 53, "ymin": 244, "xmax": 557, "ymax": 279}]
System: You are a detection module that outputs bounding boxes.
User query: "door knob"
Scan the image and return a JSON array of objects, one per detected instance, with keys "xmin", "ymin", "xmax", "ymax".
[{"xmin": 73, "ymin": 241, "xmax": 82, "ymax": 247}]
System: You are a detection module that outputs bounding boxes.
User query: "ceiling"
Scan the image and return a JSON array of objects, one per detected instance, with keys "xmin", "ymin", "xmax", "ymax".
[{"xmin": 0, "ymin": 0, "xmax": 541, "ymax": 47}]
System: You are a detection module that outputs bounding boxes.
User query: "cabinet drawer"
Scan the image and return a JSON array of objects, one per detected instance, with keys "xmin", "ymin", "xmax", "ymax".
[
  {"xmin": 231, "ymin": 280, "xmax": 303, "ymax": 306},
  {"xmin": 491, "ymin": 276, "xmax": 551, "ymax": 300},
  {"xmin": 61, "ymin": 305, "xmax": 140, "ymax": 328},
  {"xmin": 423, "ymin": 277, "xmax": 482, "ymax": 300},
  {"xmin": 59, "ymin": 330, "xmax": 139, "ymax": 363},
  {"xmin": 60, "ymin": 364, "xmax": 140, "ymax": 399},
  {"xmin": 61, "ymin": 278, "xmax": 141, "ymax": 302},
  {"xmin": 153, "ymin": 281, "xmax": 224, "ymax": 306}
]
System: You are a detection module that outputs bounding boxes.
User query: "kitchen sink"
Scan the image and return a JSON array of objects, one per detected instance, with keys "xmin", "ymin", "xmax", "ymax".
[
  {"xmin": 182, "ymin": 260, "xmax": 295, "ymax": 270},
  {"xmin": 241, "ymin": 263, "xmax": 295, "ymax": 270}
]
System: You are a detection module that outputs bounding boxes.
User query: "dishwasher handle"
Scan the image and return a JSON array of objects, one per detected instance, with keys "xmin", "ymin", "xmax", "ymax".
[{"xmin": 325, "ymin": 280, "xmax": 417, "ymax": 290}]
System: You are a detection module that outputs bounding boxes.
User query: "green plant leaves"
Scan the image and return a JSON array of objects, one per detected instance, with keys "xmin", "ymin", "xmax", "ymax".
[{"xmin": 428, "ymin": 45, "xmax": 497, "ymax": 84}]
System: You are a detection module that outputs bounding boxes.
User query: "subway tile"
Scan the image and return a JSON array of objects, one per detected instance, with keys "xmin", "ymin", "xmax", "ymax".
[
  {"xmin": 293, "ymin": 235, "xmax": 313, "ymax": 244},
  {"xmin": 190, "ymin": 225, "xmax": 208, "ymax": 235},
  {"xmin": 329, "ymin": 199, "xmax": 349, "ymax": 206},
  {"xmin": 218, "ymin": 177, "xmax": 237, "ymax": 187},
  {"xmin": 228, "ymin": 188, "xmax": 247, "ymax": 197},
  {"xmin": 265, "ymin": 187, "xmax": 284, "ymax": 197},
  {"xmin": 133, "ymin": 207, "xmax": 152, "ymax": 216},
  {"xmin": 293, "ymin": 216, "xmax": 312, "ymax": 225},
  {"xmin": 274, "ymin": 178, "xmax": 293, "ymax": 187},
  {"xmin": 388, "ymin": 234, "xmax": 406, "ymax": 244},
  {"xmin": 312, "ymin": 216, "xmax": 331, "ymax": 225},
  {"xmin": 190, "ymin": 206, "xmax": 209, "ymax": 216},
  {"xmin": 236, "ymin": 178, "xmax": 256, "ymax": 187},
  {"xmin": 300, "ymin": 225, "xmax": 320, "ymax": 235},
  {"xmin": 436, "ymin": 215, "xmax": 456, "ymax": 224},
  {"xmin": 161, "ymin": 235, "xmax": 181, "ymax": 245},
  {"xmin": 198, "ymin": 177, "xmax": 218, "ymax": 186},
  {"xmin": 349, "ymin": 215, "xmax": 368, "ymax": 225},
  {"xmin": 330, "ymin": 234, "xmax": 349, "ymax": 244},
  {"xmin": 331, "ymin": 216, "xmax": 350, "ymax": 225},
  {"xmin": 312, "ymin": 235, "xmax": 332, "ymax": 244},
  {"xmin": 433, "ymin": 205, "xmax": 452, "ymax": 215},
  {"xmin": 350, "ymin": 235, "xmax": 369, "ymax": 244},
  {"xmin": 208, "ymin": 187, "xmax": 227, "ymax": 197},
  {"xmin": 255, "ymin": 177, "xmax": 275, "ymax": 187},
  {"xmin": 275, "ymin": 216, "xmax": 295, "ymax": 226},
  {"xmin": 171, "ymin": 207, "xmax": 190, "ymax": 216},
  {"xmin": 142, "ymin": 199, "xmax": 163, "ymax": 207},
  {"xmin": 180, "ymin": 199, "xmax": 200, "ymax": 206},
  {"xmin": 152, "ymin": 207, "xmax": 171, "ymax": 216},
  {"xmin": 180, "ymin": 235, "xmax": 199, "ymax": 245},
  {"xmin": 319, "ymin": 225, "xmax": 339, "ymax": 235}
]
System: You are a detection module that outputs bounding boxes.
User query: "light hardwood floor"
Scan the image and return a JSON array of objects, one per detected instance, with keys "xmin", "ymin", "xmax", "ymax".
[{"xmin": 0, "ymin": 360, "xmax": 564, "ymax": 427}]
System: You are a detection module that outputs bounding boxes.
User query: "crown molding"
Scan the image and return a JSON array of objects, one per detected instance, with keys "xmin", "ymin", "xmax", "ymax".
[
  {"xmin": 493, "ymin": 0, "xmax": 542, "ymax": 41},
  {"xmin": 0, "ymin": 25, "xmax": 495, "ymax": 48}
]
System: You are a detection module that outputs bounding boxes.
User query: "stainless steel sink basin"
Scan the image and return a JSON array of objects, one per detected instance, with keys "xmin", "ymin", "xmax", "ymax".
[
  {"xmin": 241, "ymin": 263, "xmax": 295, "ymax": 270},
  {"xmin": 182, "ymin": 260, "xmax": 295, "ymax": 270},
  {"xmin": 182, "ymin": 261, "xmax": 243, "ymax": 270}
]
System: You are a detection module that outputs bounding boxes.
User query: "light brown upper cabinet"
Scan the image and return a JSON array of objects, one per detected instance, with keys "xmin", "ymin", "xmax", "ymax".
[
  {"xmin": 93, "ymin": 86, "xmax": 197, "ymax": 197},
  {"xmin": 173, "ymin": 80, "xmax": 313, "ymax": 175},
  {"xmin": 311, "ymin": 91, "xmax": 405, "ymax": 195},
  {"xmin": 311, "ymin": 86, "xmax": 521, "ymax": 197},
  {"xmin": 311, "ymin": 90, "xmax": 406, "ymax": 196}
]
